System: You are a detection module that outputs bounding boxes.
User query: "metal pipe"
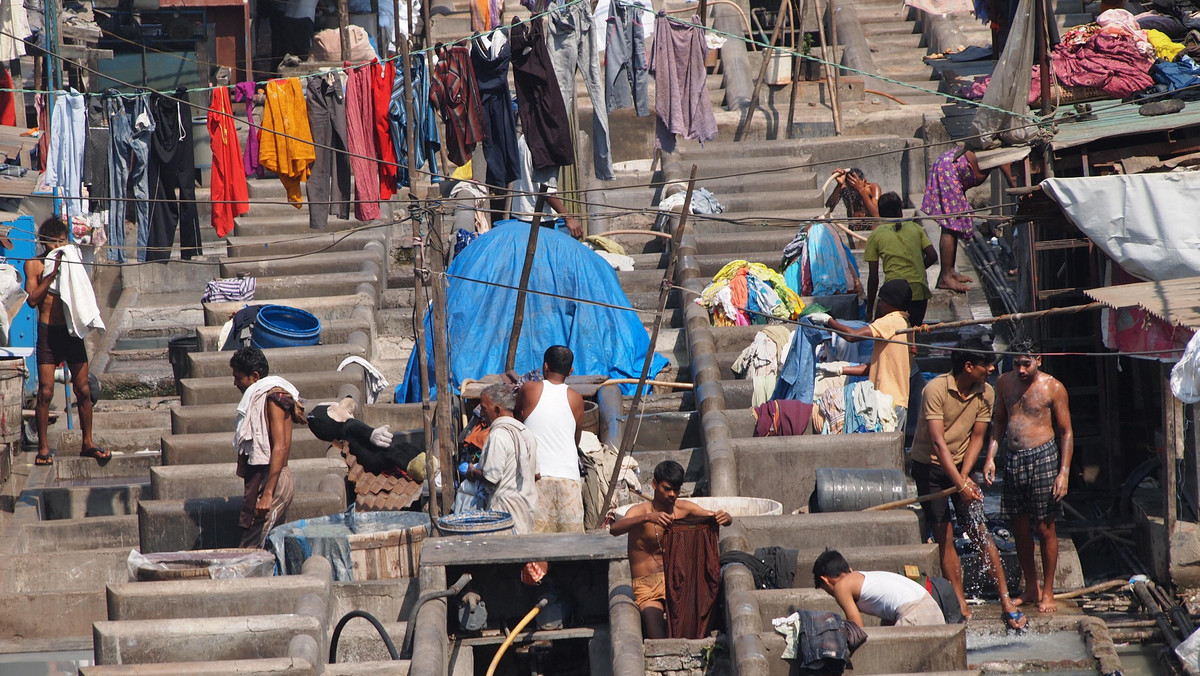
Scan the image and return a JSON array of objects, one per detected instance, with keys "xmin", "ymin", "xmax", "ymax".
[
  {"xmin": 1131, "ymin": 581, "xmax": 1181, "ymax": 650},
  {"xmin": 399, "ymin": 573, "xmax": 472, "ymax": 658}
]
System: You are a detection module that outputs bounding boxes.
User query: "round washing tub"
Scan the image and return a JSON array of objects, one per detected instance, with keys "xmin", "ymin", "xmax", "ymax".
[
  {"xmin": 438, "ymin": 510, "xmax": 515, "ymax": 535},
  {"xmin": 270, "ymin": 510, "xmax": 431, "ymax": 581},
  {"xmin": 251, "ymin": 305, "xmax": 322, "ymax": 349},
  {"xmin": 612, "ymin": 496, "xmax": 782, "ymax": 520},
  {"xmin": 132, "ymin": 548, "xmax": 276, "ymax": 581}
]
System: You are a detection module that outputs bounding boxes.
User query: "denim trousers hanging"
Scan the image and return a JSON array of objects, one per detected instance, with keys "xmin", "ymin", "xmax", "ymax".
[
  {"xmin": 546, "ymin": 1, "xmax": 614, "ymax": 180},
  {"xmin": 106, "ymin": 92, "xmax": 154, "ymax": 262}
]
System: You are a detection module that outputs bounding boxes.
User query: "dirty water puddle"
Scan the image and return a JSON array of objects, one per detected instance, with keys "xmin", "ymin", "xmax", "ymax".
[{"xmin": 968, "ymin": 628, "xmax": 1093, "ymax": 670}]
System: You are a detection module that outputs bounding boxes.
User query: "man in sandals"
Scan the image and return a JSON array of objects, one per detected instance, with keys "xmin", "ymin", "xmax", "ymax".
[
  {"xmin": 983, "ymin": 340, "xmax": 1073, "ymax": 613},
  {"xmin": 25, "ymin": 217, "xmax": 106, "ymax": 466}
]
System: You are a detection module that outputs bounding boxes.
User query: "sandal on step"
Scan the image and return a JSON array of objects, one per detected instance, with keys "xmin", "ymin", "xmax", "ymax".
[
  {"xmin": 81, "ymin": 446, "xmax": 111, "ymax": 462},
  {"xmin": 1004, "ymin": 610, "xmax": 1028, "ymax": 632},
  {"xmin": 34, "ymin": 452, "xmax": 53, "ymax": 466}
]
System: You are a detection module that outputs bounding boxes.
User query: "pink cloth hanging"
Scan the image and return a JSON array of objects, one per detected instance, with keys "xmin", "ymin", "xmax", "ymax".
[{"xmin": 346, "ymin": 64, "xmax": 382, "ymax": 221}]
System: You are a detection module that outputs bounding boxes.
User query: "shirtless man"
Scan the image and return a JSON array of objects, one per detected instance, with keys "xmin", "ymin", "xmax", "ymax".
[
  {"xmin": 983, "ymin": 340, "xmax": 1073, "ymax": 613},
  {"xmin": 609, "ymin": 461, "xmax": 732, "ymax": 639},
  {"xmin": 25, "ymin": 217, "xmax": 106, "ymax": 466}
]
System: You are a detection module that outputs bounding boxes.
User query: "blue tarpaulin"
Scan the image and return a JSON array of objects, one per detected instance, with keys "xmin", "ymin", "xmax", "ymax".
[{"xmin": 398, "ymin": 221, "xmax": 669, "ymax": 402}]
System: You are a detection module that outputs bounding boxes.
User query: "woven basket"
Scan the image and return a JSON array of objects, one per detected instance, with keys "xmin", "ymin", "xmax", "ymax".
[{"xmin": 1031, "ymin": 84, "xmax": 1109, "ymax": 108}]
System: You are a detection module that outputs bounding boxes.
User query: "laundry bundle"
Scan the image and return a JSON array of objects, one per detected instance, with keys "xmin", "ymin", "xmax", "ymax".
[
  {"xmin": 695, "ymin": 260, "xmax": 805, "ymax": 326},
  {"xmin": 781, "ymin": 223, "xmax": 863, "ymax": 298}
]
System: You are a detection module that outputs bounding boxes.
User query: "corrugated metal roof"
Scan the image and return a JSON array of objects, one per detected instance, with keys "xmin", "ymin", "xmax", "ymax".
[
  {"xmin": 1085, "ymin": 276, "xmax": 1200, "ymax": 329},
  {"xmin": 1050, "ymin": 103, "xmax": 1200, "ymax": 150}
]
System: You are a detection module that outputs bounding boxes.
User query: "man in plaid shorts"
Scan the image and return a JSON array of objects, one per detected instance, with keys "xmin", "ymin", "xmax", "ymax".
[{"xmin": 983, "ymin": 340, "xmax": 1074, "ymax": 613}]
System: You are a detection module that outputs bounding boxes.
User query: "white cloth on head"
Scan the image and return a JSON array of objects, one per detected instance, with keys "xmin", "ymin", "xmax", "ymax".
[
  {"xmin": 478, "ymin": 416, "xmax": 540, "ymax": 535},
  {"xmin": 233, "ymin": 376, "xmax": 300, "ymax": 466},
  {"xmin": 337, "ymin": 355, "xmax": 390, "ymax": 404},
  {"xmin": 45, "ymin": 244, "xmax": 104, "ymax": 339}
]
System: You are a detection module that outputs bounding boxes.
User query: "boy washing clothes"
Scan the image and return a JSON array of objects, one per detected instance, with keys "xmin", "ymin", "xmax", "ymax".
[
  {"xmin": 813, "ymin": 549, "xmax": 946, "ymax": 627},
  {"xmin": 609, "ymin": 461, "xmax": 732, "ymax": 639},
  {"xmin": 25, "ymin": 217, "xmax": 106, "ymax": 466}
]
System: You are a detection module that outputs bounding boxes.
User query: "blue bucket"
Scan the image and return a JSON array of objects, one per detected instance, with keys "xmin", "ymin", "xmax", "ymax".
[
  {"xmin": 438, "ymin": 510, "xmax": 514, "ymax": 535},
  {"xmin": 251, "ymin": 305, "xmax": 322, "ymax": 350}
]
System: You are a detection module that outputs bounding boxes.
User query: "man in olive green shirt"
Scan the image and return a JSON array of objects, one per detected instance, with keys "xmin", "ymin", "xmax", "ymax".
[
  {"xmin": 850, "ymin": 186, "xmax": 937, "ymax": 327},
  {"xmin": 910, "ymin": 338, "xmax": 1027, "ymax": 631}
]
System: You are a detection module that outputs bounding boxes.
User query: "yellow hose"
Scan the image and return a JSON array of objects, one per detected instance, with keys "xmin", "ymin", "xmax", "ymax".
[{"xmin": 485, "ymin": 599, "xmax": 549, "ymax": 676}]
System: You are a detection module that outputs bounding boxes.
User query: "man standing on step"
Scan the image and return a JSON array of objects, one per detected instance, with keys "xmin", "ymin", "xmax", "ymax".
[
  {"xmin": 983, "ymin": 340, "xmax": 1073, "ymax": 613},
  {"xmin": 909, "ymin": 337, "xmax": 1027, "ymax": 631},
  {"xmin": 26, "ymin": 217, "xmax": 107, "ymax": 467},
  {"xmin": 463, "ymin": 383, "xmax": 541, "ymax": 535},
  {"xmin": 230, "ymin": 346, "xmax": 304, "ymax": 548},
  {"xmin": 517, "ymin": 345, "xmax": 586, "ymax": 533}
]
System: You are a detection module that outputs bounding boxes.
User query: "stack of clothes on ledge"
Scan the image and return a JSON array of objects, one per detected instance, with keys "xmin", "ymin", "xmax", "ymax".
[{"xmin": 695, "ymin": 260, "xmax": 805, "ymax": 326}]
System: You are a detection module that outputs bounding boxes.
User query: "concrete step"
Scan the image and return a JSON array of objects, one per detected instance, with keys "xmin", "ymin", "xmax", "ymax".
[
  {"xmin": 180, "ymin": 369, "xmax": 363, "ymax": 406},
  {"xmin": 234, "ymin": 213, "xmax": 364, "ymax": 238},
  {"xmin": 51, "ymin": 426, "xmax": 165, "ymax": 456},
  {"xmin": 0, "ymin": 547, "xmax": 129, "ymax": 594},
  {"xmin": 197, "ymin": 316, "xmax": 374, "ymax": 351},
  {"xmin": 150, "ymin": 457, "xmax": 347, "ymax": 500},
  {"xmin": 171, "ymin": 401, "xmax": 426, "ymax": 436},
  {"xmin": 694, "ymin": 170, "xmax": 818, "ymax": 194},
  {"xmin": 203, "ymin": 292, "xmax": 375, "ymax": 326},
  {"xmin": 188, "ymin": 341, "xmax": 368, "ymax": 378},
  {"xmin": 864, "ymin": 32, "xmax": 925, "ymax": 50},
  {"xmin": 221, "ymin": 248, "xmax": 385, "ymax": 279},
  {"xmin": 674, "ymin": 139, "xmax": 815, "ymax": 161},
  {"xmin": 160, "ymin": 430, "xmax": 336, "ymax": 465},
  {"xmin": 4, "ymin": 515, "xmax": 140, "ymax": 554},
  {"xmin": 224, "ymin": 229, "xmax": 385, "ymax": 258},
  {"xmin": 245, "ymin": 271, "xmax": 383, "ymax": 301},
  {"xmin": 138, "ymin": 491, "xmax": 346, "ymax": 553},
  {"xmin": 692, "ymin": 230, "xmax": 799, "ymax": 255},
  {"xmin": 717, "ymin": 189, "xmax": 826, "ymax": 213}
]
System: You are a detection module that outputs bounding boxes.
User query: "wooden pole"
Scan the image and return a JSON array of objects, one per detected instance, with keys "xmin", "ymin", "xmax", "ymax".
[
  {"xmin": 1164, "ymin": 363, "xmax": 1183, "ymax": 577},
  {"xmin": 897, "ymin": 301, "xmax": 1106, "ymax": 334},
  {"xmin": 600, "ymin": 167, "xmax": 698, "ymax": 521},
  {"xmin": 815, "ymin": 0, "xmax": 841, "ymax": 135},
  {"xmin": 430, "ymin": 207, "xmax": 457, "ymax": 514},
  {"xmin": 412, "ymin": 213, "xmax": 437, "ymax": 529},
  {"xmin": 734, "ymin": 0, "xmax": 791, "ymax": 141},
  {"xmin": 864, "ymin": 486, "xmax": 957, "ymax": 511},
  {"xmin": 338, "ymin": 0, "xmax": 352, "ymax": 62},
  {"xmin": 828, "ymin": 0, "xmax": 841, "ymax": 134},
  {"xmin": 504, "ymin": 194, "xmax": 548, "ymax": 372},
  {"xmin": 1036, "ymin": 0, "xmax": 1052, "ymax": 116},
  {"xmin": 786, "ymin": 0, "xmax": 806, "ymax": 139}
]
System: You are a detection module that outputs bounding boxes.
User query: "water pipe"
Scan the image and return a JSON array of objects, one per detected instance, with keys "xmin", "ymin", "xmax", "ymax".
[
  {"xmin": 399, "ymin": 572, "xmax": 472, "ymax": 659},
  {"xmin": 485, "ymin": 598, "xmax": 550, "ymax": 676},
  {"xmin": 328, "ymin": 610, "xmax": 399, "ymax": 663}
]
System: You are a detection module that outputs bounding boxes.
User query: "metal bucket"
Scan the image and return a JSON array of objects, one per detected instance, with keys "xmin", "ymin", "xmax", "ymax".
[
  {"xmin": 813, "ymin": 468, "xmax": 911, "ymax": 512},
  {"xmin": 0, "ymin": 357, "xmax": 25, "ymax": 444}
]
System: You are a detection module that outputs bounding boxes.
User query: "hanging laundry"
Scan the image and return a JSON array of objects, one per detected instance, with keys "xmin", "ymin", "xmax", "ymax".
[
  {"xmin": 0, "ymin": 0, "xmax": 28, "ymax": 63},
  {"xmin": 594, "ymin": 0, "xmax": 655, "ymax": 51},
  {"xmin": 259, "ymin": 78, "xmax": 315, "ymax": 206},
  {"xmin": 82, "ymin": 94, "xmax": 109, "ymax": 211},
  {"xmin": 0, "ymin": 65, "xmax": 14, "ymax": 126},
  {"xmin": 208, "ymin": 86, "xmax": 249, "ymax": 238},
  {"xmin": 45, "ymin": 89, "xmax": 87, "ymax": 218},
  {"xmin": 390, "ymin": 52, "xmax": 441, "ymax": 188},
  {"xmin": 105, "ymin": 91, "xmax": 154, "ymax": 263},
  {"xmin": 511, "ymin": 15, "xmax": 575, "ymax": 171},
  {"xmin": 606, "ymin": 0, "xmax": 650, "ymax": 116},
  {"xmin": 473, "ymin": 0, "xmax": 502, "ymax": 32},
  {"xmin": 544, "ymin": 1, "xmax": 615, "ymax": 180},
  {"xmin": 649, "ymin": 13, "xmax": 717, "ymax": 152},
  {"xmin": 472, "ymin": 30, "xmax": 521, "ymax": 188},
  {"xmin": 783, "ymin": 222, "xmax": 862, "ymax": 297},
  {"xmin": 346, "ymin": 64, "xmax": 383, "ymax": 221},
  {"xmin": 662, "ymin": 517, "xmax": 720, "ymax": 639},
  {"xmin": 145, "ymin": 89, "xmax": 200, "ymax": 262},
  {"xmin": 371, "ymin": 60, "xmax": 399, "ymax": 200},
  {"xmin": 230, "ymin": 81, "xmax": 262, "ymax": 177},
  {"xmin": 306, "ymin": 73, "xmax": 352, "ymax": 231},
  {"xmin": 429, "ymin": 44, "xmax": 487, "ymax": 169},
  {"xmin": 34, "ymin": 93, "xmax": 47, "ymax": 171}
]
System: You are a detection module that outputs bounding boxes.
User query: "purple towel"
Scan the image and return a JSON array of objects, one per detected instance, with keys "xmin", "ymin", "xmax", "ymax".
[{"xmin": 231, "ymin": 82, "xmax": 261, "ymax": 177}]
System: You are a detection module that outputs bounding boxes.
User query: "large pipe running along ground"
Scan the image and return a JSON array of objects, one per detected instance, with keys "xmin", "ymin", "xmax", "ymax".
[
  {"xmin": 400, "ymin": 573, "xmax": 473, "ymax": 659},
  {"xmin": 486, "ymin": 599, "xmax": 550, "ymax": 676}
]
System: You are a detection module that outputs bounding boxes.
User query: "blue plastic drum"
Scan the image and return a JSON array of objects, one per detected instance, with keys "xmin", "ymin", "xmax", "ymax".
[
  {"xmin": 251, "ymin": 305, "xmax": 322, "ymax": 349},
  {"xmin": 437, "ymin": 510, "xmax": 515, "ymax": 535}
]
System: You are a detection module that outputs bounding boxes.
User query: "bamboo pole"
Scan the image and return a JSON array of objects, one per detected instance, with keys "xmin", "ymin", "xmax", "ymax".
[
  {"xmin": 430, "ymin": 207, "xmax": 457, "ymax": 513},
  {"xmin": 899, "ymin": 301, "xmax": 1106, "ymax": 335},
  {"xmin": 600, "ymin": 167, "xmax": 698, "ymax": 520},
  {"xmin": 786, "ymin": 0, "xmax": 806, "ymax": 139},
  {"xmin": 734, "ymin": 0, "xmax": 792, "ymax": 141},
  {"xmin": 815, "ymin": 0, "xmax": 841, "ymax": 134},
  {"xmin": 827, "ymin": 0, "xmax": 841, "ymax": 135},
  {"xmin": 338, "ymin": 0, "xmax": 352, "ymax": 62},
  {"xmin": 864, "ymin": 485, "xmax": 957, "ymax": 511},
  {"xmin": 504, "ymin": 195, "xmax": 548, "ymax": 372}
]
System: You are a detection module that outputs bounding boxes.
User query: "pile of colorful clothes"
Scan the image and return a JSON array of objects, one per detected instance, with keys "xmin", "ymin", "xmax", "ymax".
[
  {"xmin": 781, "ymin": 222, "xmax": 863, "ymax": 298},
  {"xmin": 696, "ymin": 260, "xmax": 805, "ymax": 326}
]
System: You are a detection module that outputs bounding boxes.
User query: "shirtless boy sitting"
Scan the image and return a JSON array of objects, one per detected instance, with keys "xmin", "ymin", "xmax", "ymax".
[
  {"xmin": 609, "ymin": 460, "xmax": 732, "ymax": 639},
  {"xmin": 983, "ymin": 340, "xmax": 1073, "ymax": 613},
  {"xmin": 25, "ymin": 217, "xmax": 105, "ymax": 466}
]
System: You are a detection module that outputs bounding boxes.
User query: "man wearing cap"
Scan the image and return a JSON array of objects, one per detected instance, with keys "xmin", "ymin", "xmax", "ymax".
[{"xmin": 807, "ymin": 279, "xmax": 914, "ymax": 428}]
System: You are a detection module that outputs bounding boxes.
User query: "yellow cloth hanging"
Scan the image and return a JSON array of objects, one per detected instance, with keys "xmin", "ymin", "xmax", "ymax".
[{"xmin": 259, "ymin": 78, "xmax": 315, "ymax": 205}]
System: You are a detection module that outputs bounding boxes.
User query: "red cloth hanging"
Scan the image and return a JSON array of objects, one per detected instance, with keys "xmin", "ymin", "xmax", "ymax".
[
  {"xmin": 372, "ymin": 60, "xmax": 398, "ymax": 200},
  {"xmin": 662, "ymin": 517, "xmax": 720, "ymax": 639},
  {"xmin": 208, "ymin": 87, "xmax": 249, "ymax": 237},
  {"xmin": 346, "ymin": 64, "xmax": 382, "ymax": 221},
  {"xmin": 0, "ymin": 65, "xmax": 15, "ymax": 127}
]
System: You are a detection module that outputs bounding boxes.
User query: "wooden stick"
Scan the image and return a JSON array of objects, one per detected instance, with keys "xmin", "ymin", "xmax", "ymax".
[
  {"xmin": 1053, "ymin": 579, "xmax": 1128, "ymax": 600},
  {"xmin": 900, "ymin": 301, "xmax": 1105, "ymax": 334},
  {"xmin": 430, "ymin": 207, "xmax": 457, "ymax": 514},
  {"xmin": 504, "ymin": 195, "xmax": 548, "ymax": 372},
  {"xmin": 815, "ymin": 0, "xmax": 841, "ymax": 135},
  {"xmin": 600, "ymin": 167, "xmax": 698, "ymax": 519},
  {"xmin": 599, "ymin": 378, "xmax": 694, "ymax": 389},
  {"xmin": 864, "ymin": 486, "xmax": 957, "ymax": 511},
  {"xmin": 785, "ymin": 0, "xmax": 806, "ymax": 139},
  {"xmin": 734, "ymin": 0, "xmax": 792, "ymax": 141},
  {"xmin": 827, "ymin": 0, "xmax": 842, "ymax": 135}
]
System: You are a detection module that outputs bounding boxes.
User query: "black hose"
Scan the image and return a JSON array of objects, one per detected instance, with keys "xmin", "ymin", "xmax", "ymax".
[
  {"xmin": 329, "ymin": 610, "xmax": 400, "ymax": 664},
  {"xmin": 399, "ymin": 572, "xmax": 473, "ymax": 659},
  {"xmin": 1132, "ymin": 581, "xmax": 1182, "ymax": 650}
]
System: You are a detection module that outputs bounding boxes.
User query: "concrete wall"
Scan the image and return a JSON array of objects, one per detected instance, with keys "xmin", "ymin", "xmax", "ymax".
[
  {"xmin": 0, "ymin": 548, "xmax": 129, "ymax": 594},
  {"xmin": 730, "ymin": 433, "xmax": 905, "ymax": 513},
  {"xmin": 138, "ymin": 491, "xmax": 346, "ymax": 553},
  {"xmin": 4, "ymin": 515, "xmax": 139, "ymax": 553},
  {"xmin": 150, "ymin": 458, "xmax": 346, "ymax": 500},
  {"xmin": 81, "ymin": 658, "xmax": 318, "ymax": 676},
  {"xmin": 107, "ymin": 576, "xmax": 330, "ymax": 622},
  {"xmin": 733, "ymin": 512, "xmax": 924, "ymax": 552},
  {"xmin": 93, "ymin": 614, "xmax": 323, "ymax": 665},
  {"xmin": 759, "ymin": 624, "xmax": 967, "ymax": 676},
  {"xmin": 0, "ymin": 590, "xmax": 106, "ymax": 640},
  {"xmin": 643, "ymin": 637, "xmax": 728, "ymax": 676}
]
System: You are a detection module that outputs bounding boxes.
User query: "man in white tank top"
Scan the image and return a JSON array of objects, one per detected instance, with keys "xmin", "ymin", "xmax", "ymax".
[
  {"xmin": 813, "ymin": 550, "xmax": 945, "ymax": 627},
  {"xmin": 517, "ymin": 345, "xmax": 586, "ymax": 533}
]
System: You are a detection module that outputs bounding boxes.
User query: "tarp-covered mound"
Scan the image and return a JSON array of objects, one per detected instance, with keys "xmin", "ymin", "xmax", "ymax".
[{"xmin": 398, "ymin": 221, "xmax": 669, "ymax": 402}]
